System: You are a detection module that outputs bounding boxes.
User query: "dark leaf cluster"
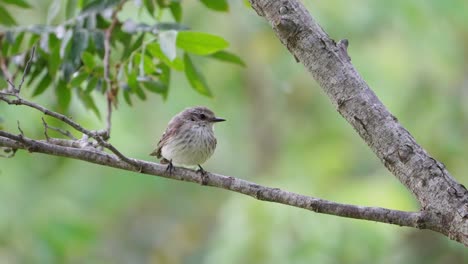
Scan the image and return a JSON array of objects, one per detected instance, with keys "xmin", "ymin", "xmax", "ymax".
[{"xmin": 0, "ymin": 0, "xmax": 244, "ymax": 117}]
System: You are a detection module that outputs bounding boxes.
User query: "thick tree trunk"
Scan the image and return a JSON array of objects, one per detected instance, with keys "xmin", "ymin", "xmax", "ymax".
[{"xmin": 249, "ymin": 0, "xmax": 468, "ymax": 245}]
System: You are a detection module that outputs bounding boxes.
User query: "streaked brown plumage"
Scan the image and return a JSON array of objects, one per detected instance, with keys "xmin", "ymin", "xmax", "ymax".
[{"xmin": 150, "ymin": 106, "xmax": 225, "ymax": 171}]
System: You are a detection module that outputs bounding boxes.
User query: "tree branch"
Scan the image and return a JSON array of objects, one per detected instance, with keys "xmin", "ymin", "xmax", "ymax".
[
  {"xmin": 249, "ymin": 0, "xmax": 468, "ymax": 245},
  {"xmin": 0, "ymin": 131, "xmax": 434, "ymax": 230},
  {"xmin": 0, "ymin": 0, "xmax": 465, "ymax": 247},
  {"xmin": 0, "ymin": 91, "xmax": 138, "ymax": 169},
  {"xmin": 103, "ymin": 0, "xmax": 127, "ymax": 138}
]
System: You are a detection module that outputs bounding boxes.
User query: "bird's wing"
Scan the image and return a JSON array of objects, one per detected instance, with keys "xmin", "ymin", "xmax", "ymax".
[{"xmin": 150, "ymin": 117, "xmax": 183, "ymax": 158}]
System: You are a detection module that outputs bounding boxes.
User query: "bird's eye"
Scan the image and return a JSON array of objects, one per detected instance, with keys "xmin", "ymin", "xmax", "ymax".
[
  {"xmin": 191, "ymin": 118, "xmax": 195, "ymax": 121},
  {"xmin": 200, "ymin": 114, "xmax": 206, "ymax": 120}
]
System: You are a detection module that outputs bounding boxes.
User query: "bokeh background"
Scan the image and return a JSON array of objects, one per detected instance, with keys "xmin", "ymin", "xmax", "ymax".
[{"xmin": 1, "ymin": 0, "xmax": 468, "ymax": 263}]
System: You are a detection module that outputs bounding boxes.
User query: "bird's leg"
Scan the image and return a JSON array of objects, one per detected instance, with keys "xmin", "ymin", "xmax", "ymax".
[
  {"xmin": 166, "ymin": 160, "xmax": 174, "ymax": 175},
  {"xmin": 197, "ymin": 164, "xmax": 208, "ymax": 185}
]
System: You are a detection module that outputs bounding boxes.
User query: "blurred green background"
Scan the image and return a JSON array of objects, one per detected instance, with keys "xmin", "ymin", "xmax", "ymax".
[{"xmin": 1, "ymin": 0, "xmax": 468, "ymax": 263}]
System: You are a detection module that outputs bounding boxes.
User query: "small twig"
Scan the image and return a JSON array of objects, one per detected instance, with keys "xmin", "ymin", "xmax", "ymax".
[
  {"xmin": 0, "ymin": 92, "xmax": 139, "ymax": 168},
  {"xmin": 103, "ymin": 0, "xmax": 127, "ymax": 139},
  {"xmin": 17, "ymin": 46, "xmax": 35, "ymax": 93},
  {"xmin": 105, "ymin": 93, "xmax": 113, "ymax": 138},
  {"xmin": 42, "ymin": 117, "xmax": 77, "ymax": 140},
  {"xmin": 0, "ymin": 46, "xmax": 35, "ymax": 93},
  {"xmin": 6, "ymin": 79, "xmax": 15, "ymax": 90},
  {"xmin": 16, "ymin": 120, "xmax": 24, "ymax": 136},
  {"xmin": 42, "ymin": 117, "xmax": 50, "ymax": 140}
]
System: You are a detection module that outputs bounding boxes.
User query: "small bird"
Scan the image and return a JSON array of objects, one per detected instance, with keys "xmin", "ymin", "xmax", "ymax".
[{"xmin": 150, "ymin": 106, "xmax": 225, "ymax": 177}]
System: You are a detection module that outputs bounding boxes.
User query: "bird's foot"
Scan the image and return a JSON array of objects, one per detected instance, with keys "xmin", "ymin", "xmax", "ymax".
[
  {"xmin": 165, "ymin": 160, "xmax": 174, "ymax": 175},
  {"xmin": 197, "ymin": 165, "xmax": 208, "ymax": 185}
]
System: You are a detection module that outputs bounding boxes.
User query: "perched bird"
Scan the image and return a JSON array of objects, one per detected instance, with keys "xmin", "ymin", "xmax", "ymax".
[{"xmin": 150, "ymin": 106, "xmax": 225, "ymax": 176}]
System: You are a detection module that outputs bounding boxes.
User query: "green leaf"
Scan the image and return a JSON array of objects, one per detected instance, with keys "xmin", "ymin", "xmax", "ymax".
[
  {"xmin": 4, "ymin": 31, "xmax": 14, "ymax": 43},
  {"xmin": 84, "ymin": 14, "xmax": 97, "ymax": 33},
  {"xmin": 158, "ymin": 63, "xmax": 171, "ymax": 86},
  {"xmin": 183, "ymin": 53, "xmax": 211, "ymax": 97},
  {"xmin": 28, "ymin": 34, "xmax": 41, "ymax": 48},
  {"xmin": 92, "ymin": 31, "xmax": 105, "ymax": 54},
  {"xmin": 48, "ymin": 34, "xmax": 61, "ymax": 76},
  {"xmin": 85, "ymin": 76, "xmax": 98, "ymax": 93},
  {"xmin": 0, "ymin": 0, "xmax": 31, "ymax": 8},
  {"xmin": 127, "ymin": 71, "xmax": 146, "ymax": 100},
  {"xmin": 1, "ymin": 37, "xmax": 10, "ymax": 55},
  {"xmin": 209, "ymin": 50, "xmax": 246, "ymax": 67},
  {"xmin": 122, "ymin": 33, "xmax": 144, "ymax": 60},
  {"xmin": 60, "ymin": 29, "xmax": 73, "ymax": 58},
  {"xmin": 47, "ymin": 0, "xmax": 62, "ymax": 25},
  {"xmin": 200, "ymin": 0, "xmax": 228, "ymax": 12},
  {"xmin": 123, "ymin": 87, "xmax": 132, "ymax": 106},
  {"xmin": 96, "ymin": 78, "xmax": 106, "ymax": 93},
  {"xmin": 0, "ymin": 76, "xmax": 7, "ymax": 88},
  {"xmin": 169, "ymin": 2, "xmax": 182, "ymax": 22},
  {"xmin": 143, "ymin": 0, "xmax": 155, "ymax": 16},
  {"xmin": 157, "ymin": 62, "xmax": 170, "ymax": 99},
  {"xmin": 176, "ymin": 31, "xmax": 229, "ymax": 55},
  {"xmin": 82, "ymin": 0, "xmax": 120, "ymax": 13},
  {"xmin": 32, "ymin": 74, "xmax": 52, "ymax": 97},
  {"xmin": 68, "ymin": 29, "xmax": 89, "ymax": 65},
  {"xmin": 156, "ymin": 0, "xmax": 170, "ymax": 7},
  {"xmin": 77, "ymin": 89, "xmax": 100, "ymax": 118},
  {"xmin": 9, "ymin": 32, "xmax": 25, "ymax": 55},
  {"xmin": 27, "ymin": 67, "xmax": 45, "ymax": 87},
  {"xmin": 81, "ymin": 52, "xmax": 95, "ymax": 70},
  {"xmin": 147, "ymin": 42, "xmax": 184, "ymax": 71},
  {"xmin": 56, "ymin": 79, "xmax": 71, "ymax": 111},
  {"xmin": 0, "ymin": 6, "xmax": 16, "ymax": 26},
  {"xmin": 65, "ymin": 0, "xmax": 77, "ymax": 19},
  {"xmin": 159, "ymin": 30, "xmax": 177, "ymax": 61},
  {"xmin": 70, "ymin": 71, "xmax": 88, "ymax": 87},
  {"xmin": 62, "ymin": 62, "xmax": 75, "ymax": 82},
  {"xmin": 134, "ymin": 53, "xmax": 155, "ymax": 75},
  {"xmin": 141, "ymin": 79, "xmax": 167, "ymax": 94}
]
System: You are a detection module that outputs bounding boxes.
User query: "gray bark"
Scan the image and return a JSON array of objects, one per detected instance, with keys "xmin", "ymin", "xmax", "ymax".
[
  {"xmin": 0, "ymin": 132, "xmax": 429, "ymax": 229},
  {"xmin": 0, "ymin": 0, "xmax": 467, "ymax": 247},
  {"xmin": 249, "ymin": 0, "xmax": 467, "ymax": 245}
]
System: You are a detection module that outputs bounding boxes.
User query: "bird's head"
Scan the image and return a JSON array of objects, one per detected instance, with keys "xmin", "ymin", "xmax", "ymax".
[{"xmin": 179, "ymin": 106, "xmax": 225, "ymax": 127}]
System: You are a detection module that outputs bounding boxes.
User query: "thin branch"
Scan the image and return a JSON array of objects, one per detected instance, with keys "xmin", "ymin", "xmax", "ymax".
[
  {"xmin": 0, "ymin": 92, "xmax": 138, "ymax": 168},
  {"xmin": 16, "ymin": 120, "xmax": 24, "ymax": 136},
  {"xmin": 0, "ymin": 46, "xmax": 35, "ymax": 93},
  {"xmin": 103, "ymin": 0, "xmax": 127, "ymax": 138},
  {"xmin": 0, "ymin": 131, "xmax": 435, "ymax": 230},
  {"xmin": 105, "ymin": 92, "xmax": 113, "ymax": 138},
  {"xmin": 42, "ymin": 117, "xmax": 50, "ymax": 140},
  {"xmin": 42, "ymin": 117, "xmax": 77, "ymax": 140},
  {"xmin": 17, "ymin": 46, "xmax": 35, "ymax": 93}
]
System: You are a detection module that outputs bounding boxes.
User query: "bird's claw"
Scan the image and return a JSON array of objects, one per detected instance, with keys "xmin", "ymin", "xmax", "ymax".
[
  {"xmin": 166, "ymin": 160, "xmax": 174, "ymax": 175},
  {"xmin": 197, "ymin": 165, "xmax": 208, "ymax": 185}
]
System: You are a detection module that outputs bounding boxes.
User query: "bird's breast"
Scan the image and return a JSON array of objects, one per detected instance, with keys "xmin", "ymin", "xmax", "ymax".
[{"xmin": 161, "ymin": 126, "xmax": 217, "ymax": 166}]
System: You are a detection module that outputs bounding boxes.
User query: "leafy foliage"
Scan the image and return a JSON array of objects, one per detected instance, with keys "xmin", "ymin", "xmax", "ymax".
[
  {"xmin": 200, "ymin": 0, "xmax": 229, "ymax": 12},
  {"xmin": 0, "ymin": 0, "xmax": 242, "ymax": 117}
]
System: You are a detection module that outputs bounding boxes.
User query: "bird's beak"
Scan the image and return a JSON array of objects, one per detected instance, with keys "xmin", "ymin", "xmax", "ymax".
[{"xmin": 211, "ymin": 117, "xmax": 226, "ymax": 123}]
